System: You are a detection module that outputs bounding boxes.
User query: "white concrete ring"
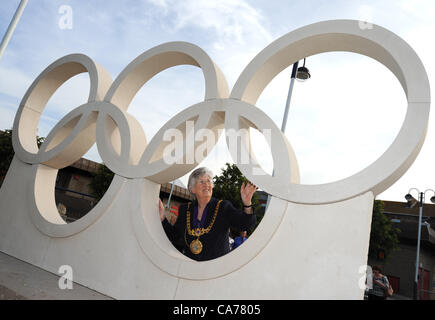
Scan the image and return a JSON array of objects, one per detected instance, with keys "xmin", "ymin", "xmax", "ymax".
[
  {"xmin": 96, "ymin": 99, "xmax": 226, "ymax": 183},
  {"xmin": 104, "ymin": 42, "xmax": 229, "ymax": 111},
  {"xmin": 95, "ymin": 101, "xmax": 148, "ymax": 178},
  {"xmin": 231, "ymin": 19, "xmax": 430, "ymax": 204},
  {"xmin": 131, "ymin": 178, "xmax": 289, "ymax": 280},
  {"xmin": 93, "ymin": 99, "xmax": 225, "ymax": 180},
  {"xmin": 29, "ymin": 163, "xmax": 125, "ymax": 238},
  {"xmin": 136, "ymin": 99, "xmax": 225, "ymax": 182},
  {"xmin": 25, "ymin": 101, "xmax": 126, "ymax": 237},
  {"xmin": 98, "ymin": 42, "xmax": 229, "ymax": 180},
  {"xmin": 130, "ymin": 100, "xmax": 296, "ymax": 279},
  {"xmin": 12, "ymin": 54, "xmax": 112, "ymax": 167},
  {"xmin": 36, "ymin": 105, "xmax": 97, "ymax": 169},
  {"xmin": 224, "ymin": 99, "xmax": 300, "ymax": 200}
]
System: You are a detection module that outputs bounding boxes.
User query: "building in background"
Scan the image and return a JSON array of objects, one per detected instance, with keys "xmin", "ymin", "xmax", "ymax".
[
  {"xmin": 257, "ymin": 191, "xmax": 434, "ymax": 300},
  {"xmin": 53, "ymin": 157, "xmax": 192, "ymax": 223},
  {"xmin": 367, "ymin": 200, "xmax": 435, "ymax": 300}
]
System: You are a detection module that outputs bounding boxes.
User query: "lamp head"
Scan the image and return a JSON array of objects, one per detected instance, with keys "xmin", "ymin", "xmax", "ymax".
[
  {"xmin": 405, "ymin": 193, "xmax": 418, "ymax": 208},
  {"xmin": 295, "ymin": 58, "xmax": 311, "ymax": 82},
  {"xmin": 405, "ymin": 194, "xmax": 414, "ymax": 201},
  {"xmin": 296, "ymin": 66, "xmax": 311, "ymax": 82}
]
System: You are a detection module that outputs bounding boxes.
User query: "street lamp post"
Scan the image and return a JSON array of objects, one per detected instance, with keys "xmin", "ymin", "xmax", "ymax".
[
  {"xmin": 281, "ymin": 58, "xmax": 311, "ymax": 132},
  {"xmin": 166, "ymin": 181, "xmax": 175, "ymax": 210},
  {"xmin": 266, "ymin": 59, "xmax": 311, "ymax": 209},
  {"xmin": 404, "ymin": 188, "xmax": 435, "ymax": 300},
  {"xmin": 281, "ymin": 62, "xmax": 298, "ymax": 132},
  {"xmin": 0, "ymin": 0, "xmax": 28, "ymax": 60}
]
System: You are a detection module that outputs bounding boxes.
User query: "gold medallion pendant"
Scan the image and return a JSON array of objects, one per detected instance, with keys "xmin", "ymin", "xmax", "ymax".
[
  {"xmin": 190, "ymin": 238, "xmax": 203, "ymax": 255},
  {"xmin": 186, "ymin": 200, "xmax": 222, "ymax": 256}
]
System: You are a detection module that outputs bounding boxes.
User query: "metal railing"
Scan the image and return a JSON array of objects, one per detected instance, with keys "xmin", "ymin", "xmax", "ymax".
[{"xmin": 55, "ymin": 186, "xmax": 97, "ymax": 199}]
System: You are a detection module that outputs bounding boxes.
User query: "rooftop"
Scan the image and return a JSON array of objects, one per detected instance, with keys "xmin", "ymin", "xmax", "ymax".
[{"xmin": 382, "ymin": 200, "xmax": 435, "ymax": 218}]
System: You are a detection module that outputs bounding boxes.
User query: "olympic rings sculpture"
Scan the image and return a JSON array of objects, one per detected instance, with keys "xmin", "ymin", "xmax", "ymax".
[{"xmin": 12, "ymin": 19, "xmax": 430, "ymax": 210}]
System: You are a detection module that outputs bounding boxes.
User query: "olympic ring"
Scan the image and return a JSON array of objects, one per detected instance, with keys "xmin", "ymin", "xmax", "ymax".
[
  {"xmin": 12, "ymin": 20, "xmax": 430, "ymax": 210},
  {"xmin": 12, "ymin": 54, "xmax": 112, "ymax": 167},
  {"xmin": 230, "ymin": 20, "xmax": 430, "ymax": 204}
]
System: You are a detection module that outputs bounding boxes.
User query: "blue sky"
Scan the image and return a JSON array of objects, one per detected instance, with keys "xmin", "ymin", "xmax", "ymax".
[{"xmin": 1, "ymin": 0, "xmax": 434, "ymax": 201}]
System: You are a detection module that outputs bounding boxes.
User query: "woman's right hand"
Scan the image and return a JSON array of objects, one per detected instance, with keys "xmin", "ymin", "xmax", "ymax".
[{"xmin": 159, "ymin": 198, "xmax": 165, "ymax": 222}]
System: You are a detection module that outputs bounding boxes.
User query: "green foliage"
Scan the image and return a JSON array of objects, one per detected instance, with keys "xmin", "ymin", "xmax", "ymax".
[
  {"xmin": 213, "ymin": 163, "xmax": 259, "ymax": 209},
  {"xmin": 88, "ymin": 163, "xmax": 114, "ymax": 201},
  {"xmin": 213, "ymin": 163, "xmax": 261, "ymax": 235},
  {"xmin": 369, "ymin": 200, "xmax": 401, "ymax": 260},
  {"xmin": 0, "ymin": 129, "xmax": 44, "ymax": 181},
  {"xmin": 0, "ymin": 130, "xmax": 14, "ymax": 178}
]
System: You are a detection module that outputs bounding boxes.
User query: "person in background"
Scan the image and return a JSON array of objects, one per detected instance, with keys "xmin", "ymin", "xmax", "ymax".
[
  {"xmin": 228, "ymin": 231, "xmax": 235, "ymax": 251},
  {"xmin": 368, "ymin": 265, "xmax": 390, "ymax": 300},
  {"xmin": 232, "ymin": 230, "xmax": 247, "ymax": 250}
]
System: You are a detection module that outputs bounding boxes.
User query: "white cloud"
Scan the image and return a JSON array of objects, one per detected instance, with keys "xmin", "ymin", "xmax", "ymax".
[
  {"xmin": 0, "ymin": 65, "xmax": 33, "ymax": 100},
  {"xmin": 150, "ymin": 0, "xmax": 272, "ymax": 44},
  {"xmin": 146, "ymin": 0, "xmax": 273, "ymax": 88},
  {"xmin": 0, "ymin": 103, "xmax": 18, "ymax": 131}
]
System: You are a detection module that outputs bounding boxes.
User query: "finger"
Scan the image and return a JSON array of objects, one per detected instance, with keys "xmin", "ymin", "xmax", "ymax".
[
  {"xmin": 241, "ymin": 182, "xmax": 246, "ymax": 193},
  {"xmin": 249, "ymin": 187, "xmax": 257, "ymax": 197}
]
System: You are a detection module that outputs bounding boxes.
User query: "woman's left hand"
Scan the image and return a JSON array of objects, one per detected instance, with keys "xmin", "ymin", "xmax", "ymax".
[
  {"xmin": 158, "ymin": 198, "xmax": 165, "ymax": 222},
  {"xmin": 241, "ymin": 181, "xmax": 258, "ymax": 206}
]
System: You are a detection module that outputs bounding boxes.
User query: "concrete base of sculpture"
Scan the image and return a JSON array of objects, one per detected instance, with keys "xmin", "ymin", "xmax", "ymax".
[{"xmin": 0, "ymin": 156, "xmax": 373, "ymax": 299}]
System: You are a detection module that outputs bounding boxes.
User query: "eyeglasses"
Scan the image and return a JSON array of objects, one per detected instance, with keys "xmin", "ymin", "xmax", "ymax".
[{"xmin": 197, "ymin": 179, "xmax": 213, "ymax": 186}]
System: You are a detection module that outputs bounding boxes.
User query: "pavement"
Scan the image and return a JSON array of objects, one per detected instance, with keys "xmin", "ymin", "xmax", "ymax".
[
  {"xmin": 0, "ymin": 251, "xmax": 112, "ymax": 300},
  {"xmin": 389, "ymin": 294, "xmax": 412, "ymax": 300}
]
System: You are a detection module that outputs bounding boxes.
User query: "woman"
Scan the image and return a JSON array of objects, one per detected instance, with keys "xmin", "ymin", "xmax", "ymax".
[
  {"xmin": 368, "ymin": 265, "xmax": 390, "ymax": 300},
  {"xmin": 159, "ymin": 167, "xmax": 258, "ymax": 261}
]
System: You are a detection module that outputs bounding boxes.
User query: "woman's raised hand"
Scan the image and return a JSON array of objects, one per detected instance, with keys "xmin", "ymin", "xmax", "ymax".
[
  {"xmin": 240, "ymin": 181, "xmax": 258, "ymax": 206},
  {"xmin": 159, "ymin": 198, "xmax": 165, "ymax": 222}
]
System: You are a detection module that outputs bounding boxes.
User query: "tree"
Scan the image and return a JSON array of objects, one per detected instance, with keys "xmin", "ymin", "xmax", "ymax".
[
  {"xmin": 88, "ymin": 163, "xmax": 114, "ymax": 201},
  {"xmin": 368, "ymin": 200, "xmax": 401, "ymax": 260},
  {"xmin": 0, "ymin": 129, "xmax": 44, "ymax": 186},
  {"xmin": 213, "ymin": 163, "xmax": 261, "ymax": 235}
]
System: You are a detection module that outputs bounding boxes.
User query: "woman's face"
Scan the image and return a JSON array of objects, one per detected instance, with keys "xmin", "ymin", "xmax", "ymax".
[{"xmin": 191, "ymin": 174, "xmax": 213, "ymax": 200}]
